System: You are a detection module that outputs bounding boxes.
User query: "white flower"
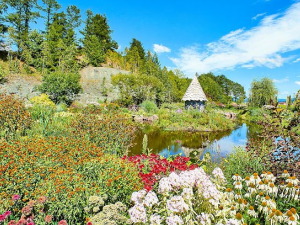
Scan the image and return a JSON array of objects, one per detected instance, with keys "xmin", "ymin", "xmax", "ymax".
[
  {"xmin": 233, "ymin": 181, "xmax": 242, "ymax": 190},
  {"xmin": 266, "ymin": 183, "xmax": 278, "ymax": 196},
  {"xmin": 166, "ymin": 215, "xmax": 184, "ymax": 225},
  {"xmin": 286, "ymin": 176, "xmax": 299, "ymax": 186},
  {"xmin": 181, "ymin": 187, "xmax": 193, "ymax": 200},
  {"xmin": 261, "ymin": 171, "xmax": 276, "ymax": 183},
  {"xmin": 129, "ymin": 204, "xmax": 147, "ymax": 223},
  {"xmin": 197, "ymin": 213, "xmax": 213, "ymax": 225},
  {"xmin": 212, "ymin": 167, "xmax": 226, "ymax": 183},
  {"xmin": 168, "ymin": 172, "xmax": 182, "ymax": 189},
  {"xmin": 144, "ymin": 191, "xmax": 159, "ymax": 208},
  {"xmin": 158, "ymin": 177, "xmax": 172, "ymax": 194},
  {"xmin": 131, "ymin": 189, "xmax": 147, "ymax": 204},
  {"xmin": 150, "ymin": 214, "xmax": 162, "ymax": 225},
  {"xmin": 225, "ymin": 218, "xmax": 242, "ymax": 225},
  {"xmin": 166, "ymin": 196, "xmax": 189, "ymax": 213},
  {"xmin": 247, "ymin": 206, "xmax": 258, "ymax": 218},
  {"xmin": 232, "ymin": 174, "xmax": 242, "ymax": 181}
]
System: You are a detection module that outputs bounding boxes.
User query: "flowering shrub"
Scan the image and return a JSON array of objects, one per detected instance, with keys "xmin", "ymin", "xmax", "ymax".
[
  {"xmin": 0, "ymin": 137, "xmax": 142, "ymax": 224},
  {"xmin": 70, "ymin": 107, "xmax": 136, "ymax": 156},
  {"xmin": 122, "ymin": 154, "xmax": 198, "ymax": 191},
  {"xmin": 0, "ymin": 93, "xmax": 32, "ymax": 140},
  {"xmin": 88, "ymin": 201, "xmax": 131, "ymax": 225},
  {"xmin": 128, "ymin": 168, "xmax": 300, "ymax": 225}
]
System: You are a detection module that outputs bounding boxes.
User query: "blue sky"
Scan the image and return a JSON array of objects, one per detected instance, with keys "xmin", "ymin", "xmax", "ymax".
[{"xmin": 61, "ymin": 1, "xmax": 300, "ymax": 97}]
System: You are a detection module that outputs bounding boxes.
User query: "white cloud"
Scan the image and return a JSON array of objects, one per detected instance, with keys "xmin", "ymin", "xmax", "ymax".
[
  {"xmin": 252, "ymin": 13, "xmax": 266, "ymax": 20},
  {"xmin": 295, "ymin": 81, "xmax": 300, "ymax": 85},
  {"xmin": 273, "ymin": 77, "xmax": 289, "ymax": 83},
  {"xmin": 294, "ymin": 57, "xmax": 300, "ymax": 63},
  {"xmin": 153, "ymin": 44, "xmax": 171, "ymax": 53},
  {"xmin": 171, "ymin": 2, "xmax": 300, "ymax": 76}
]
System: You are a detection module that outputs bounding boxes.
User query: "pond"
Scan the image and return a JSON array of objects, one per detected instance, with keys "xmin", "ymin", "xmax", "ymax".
[{"xmin": 129, "ymin": 123, "xmax": 251, "ymax": 160}]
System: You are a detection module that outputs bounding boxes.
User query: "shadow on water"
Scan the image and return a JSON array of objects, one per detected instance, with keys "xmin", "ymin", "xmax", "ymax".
[{"xmin": 129, "ymin": 123, "xmax": 253, "ymax": 160}]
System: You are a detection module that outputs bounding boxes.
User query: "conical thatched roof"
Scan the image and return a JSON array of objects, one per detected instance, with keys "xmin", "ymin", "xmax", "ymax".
[{"xmin": 182, "ymin": 76, "xmax": 207, "ymax": 101}]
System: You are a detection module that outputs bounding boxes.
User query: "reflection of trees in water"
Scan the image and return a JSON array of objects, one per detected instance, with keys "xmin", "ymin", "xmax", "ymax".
[
  {"xmin": 129, "ymin": 127, "xmax": 233, "ymax": 156},
  {"xmin": 181, "ymin": 146, "xmax": 204, "ymax": 158}
]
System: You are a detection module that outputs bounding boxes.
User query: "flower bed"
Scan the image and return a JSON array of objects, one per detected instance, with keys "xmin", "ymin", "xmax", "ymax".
[
  {"xmin": 122, "ymin": 154, "xmax": 198, "ymax": 191},
  {"xmin": 128, "ymin": 168, "xmax": 300, "ymax": 224}
]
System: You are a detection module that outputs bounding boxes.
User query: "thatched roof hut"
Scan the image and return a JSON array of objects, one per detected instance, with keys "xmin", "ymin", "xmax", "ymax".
[{"xmin": 182, "ymin": 76, "xmax": 207, "ymax": 110}]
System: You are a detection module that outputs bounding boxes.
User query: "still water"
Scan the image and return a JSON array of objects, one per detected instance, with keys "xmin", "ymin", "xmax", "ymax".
[{"xmin": 129, "ymin": 124, "xmax": 249, "ymax": 159}]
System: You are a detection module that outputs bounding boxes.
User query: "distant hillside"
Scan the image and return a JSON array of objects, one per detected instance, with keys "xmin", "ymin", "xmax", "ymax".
[{"xmin": 0, "ymin": 66, "xmax": 130, "ymax": 105}]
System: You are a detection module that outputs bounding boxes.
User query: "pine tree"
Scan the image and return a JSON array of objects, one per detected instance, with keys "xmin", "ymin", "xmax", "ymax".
[
  {"xmin": 0, "ymin": 3, "xmax": 8, "ymax": 49},
  {"xmin": 42, "ymin": 12, "xmax": 78, "ymax": 72},
  {"xmin": 39, "ymin": 0, "xmax": 60, "ymax": 30},
  {"xmin": 81, "ymin": 10, "xmax": 118, "ymax": 66},
  {"xmin": 3, "ymin": 0, "xmax": 39, "ymax": 54}
]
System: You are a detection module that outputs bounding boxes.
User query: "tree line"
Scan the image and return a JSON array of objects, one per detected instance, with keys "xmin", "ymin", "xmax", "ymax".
[{"xmin": 0, "ymin": 0, "xmax": 246, "ymax": 106}]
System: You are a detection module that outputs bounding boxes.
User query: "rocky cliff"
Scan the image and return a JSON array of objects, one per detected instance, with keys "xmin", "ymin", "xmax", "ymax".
[{"xmin": 0, "ymin": 67, "xmax": 130, "ymax": 105}]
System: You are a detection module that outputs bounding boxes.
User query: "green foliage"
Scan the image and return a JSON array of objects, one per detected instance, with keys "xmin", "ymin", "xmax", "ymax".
[
  {"xmin": 156, "ymin": 105, "xmax": 236, "ymax": 131},
  {"xmin": 140, "ymin": 100, "xmax": 158, "ymax": 114},
  {"xmin": 70, "ymin": 106, "xmax": 136, "ymax": 156},
  {"xmin": 4, "ymin": 0, "xmax": 39, "ymax": 53},
  {"xmin": 39, "ymin": 71, "xmax": 81, "ymax": 105},
  {"xmin": 0, "ymin": 137, "xmax": 142, "ymax": 224},
  {"xmin": 198, "ymin": 73, "xmax": 246, "ymax": 104},
  {"xmin": 42, "ymin": 11, "xmax": 79, "ymax": 72},
  {"xmin": 0, "ymin": 64, "xmax": 7, "ymax": 83},
  {"xmin": 88, "ymin": 201, "xmax": 131, "ymax": 225},
  {"xmin": 112, "ymin": 73, "xmax": 165, "ymax": 106},
  {"xmin": 0, "ymin": 93, "xmax": 32, "ymax": 140},
  {"xmin": 221, "ymin": 147, "xmax": 267, "ymax": 182},
  {"xmin": 249, "ymin": 77, "xmax": 278, "ymax": 107},
  {"xmin": 39, "ymin": 0, "xmax": 61, "ymax": 29},
  {"xmin": 82, "ymin": 10, "xmax": 118, "ymax": 66},
  {"xmin": 28, "ymin": 94, "xmax": 56, "ymax": 135}
]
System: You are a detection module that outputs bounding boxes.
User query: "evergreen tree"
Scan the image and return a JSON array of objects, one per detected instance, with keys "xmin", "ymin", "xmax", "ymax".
[
  {"xmin": 0, "ymin": 3, "xmax": 8, "ymax": 49},
  {"xmin": 39, "ymin": 0, "xmax": 60, "ymax": 30},
  {"xmin": 81, "ymin": 10, "xmax": 118, "ymax": 66},
  {"xmin": 3, "ymin": 0, "xmax": 39, "ymax": 53},
  {"xmin": 42, "ymin": 12, "xmax": 78, "ymax": 72},
  {"xmin": 128, "ymin": 38, "xmax": 145, "ymax": 60}
]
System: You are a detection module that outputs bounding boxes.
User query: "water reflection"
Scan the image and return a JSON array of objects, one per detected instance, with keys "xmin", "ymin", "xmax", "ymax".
[{"xmin": 129, "ymin": 124, "xmax": 249, "ymax": 159}]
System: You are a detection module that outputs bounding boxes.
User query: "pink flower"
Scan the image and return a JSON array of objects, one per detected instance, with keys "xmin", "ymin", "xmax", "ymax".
[
  {"xmin": 27, "ymin": 222, "xmax": 35, "ymax": 225},
  {"xmin": 4, "ymin": 211, "xmax": 12, "ymax": 217},
  {"xmin": 21, "ymin": 205, "xmax": 32, "ymax": 216},
  {"xmin": 8, "ymin": 220, "xmax": 17, "ymax": 225},
  {"xmin": 16, "ymin": 218, "xmax": 27, "ymax": 225},
  {"xmin": 0, "ymin": 214, "xmax": 6, "ymax": 222},
  {"xmin": 12, "ymin": 194, "xmax": 20, "ymax": 201},
  {"xmin": 58, "ymin": 220, "xmax": 68, "ymax": 225},
  {"xmin": 37, "ymin": 196, "xmax": 47, "ymax": 204},
  {"xmin": 44, "ymin": 215, "xmax": 52, "ymax": 223}
]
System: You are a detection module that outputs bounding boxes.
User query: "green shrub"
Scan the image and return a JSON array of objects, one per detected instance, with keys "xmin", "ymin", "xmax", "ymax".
[
  {"xmin": 0, "ymin": 94, "xmax": 32, "ymax": 140},
  {"xmin": 70, "ymin": 107, "xmax": 137, "ymax": 156},
  {"xmin": 38, "ymin": 71, "xmax": 81, "ymax": 105},
  {"xmin": 140, "ymin": 100, "xmax": 158, "ymax": 114},
  {"xmin": 220, "ymin": 147, "xmax": 267, "ymax": 183},
  {"xmin": 0, "ymin": 64, "xmax": 7, "ymax": 83}
]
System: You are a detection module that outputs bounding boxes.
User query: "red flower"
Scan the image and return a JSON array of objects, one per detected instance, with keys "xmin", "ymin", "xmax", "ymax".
[
  {"xmin": 58, "ymin": 220, "xmax": 68, "ymax": 225},
  {"xmin": 86, "ymin": 222, "xmax": 93, "ymax": 225}
]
